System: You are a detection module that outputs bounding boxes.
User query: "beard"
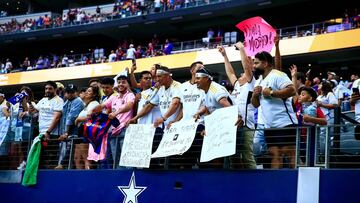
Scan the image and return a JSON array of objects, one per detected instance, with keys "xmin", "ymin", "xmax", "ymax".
[
  {"xmin": 253, "ymin": 68, "xmax": 265, "ymax": 78},
  {"xmin": 45, "ymin": 92, "xmax": 55, "ymax": 98}
]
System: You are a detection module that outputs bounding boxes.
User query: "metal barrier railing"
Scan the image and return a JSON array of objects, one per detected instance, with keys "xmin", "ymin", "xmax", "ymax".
[{"xmin": 1, "ymin": 122, "xmax": 360, "ymax": 170}]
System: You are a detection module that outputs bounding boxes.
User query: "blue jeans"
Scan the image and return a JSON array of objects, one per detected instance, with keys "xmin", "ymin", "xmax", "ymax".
[
  {"xmin": 253, "ymin": 124, "xmax": 268, "ymax": 156},
  {"xmin": 102, "ymin": 128, "xmax": 126, "ymax": 169}
]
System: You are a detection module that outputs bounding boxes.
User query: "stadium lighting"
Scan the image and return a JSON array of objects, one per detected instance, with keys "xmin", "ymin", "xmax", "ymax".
[
  {"xmin": 52, "ymin": 34, "xmax": 62, "ymax": 37},
  {"xmin": 171, "ymin": 16, "xmax": 183, "ymax": 21},
  {"xmin": 200, "ymin": 12, "xmax": 212, "ymax": 16},
  {"xmin": 257, "ymin": 1, "xmax": 272, "ymax": 6},
  {"xmin": 118, "ymin": 24, "xmax": 129, "ymax": 29},
  {"xmin": 144, "ymin": 21, "xmax": 156, "ymax": 25}
]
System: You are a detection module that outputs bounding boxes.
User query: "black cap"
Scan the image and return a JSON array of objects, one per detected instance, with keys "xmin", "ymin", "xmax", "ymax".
[
  {"xmin": 298, "ymin": 86, "xmax": 318, "ymax": 102},
  {"xmin": 64, "ymin": 84, "xmax": 78, "ymax": 93}
]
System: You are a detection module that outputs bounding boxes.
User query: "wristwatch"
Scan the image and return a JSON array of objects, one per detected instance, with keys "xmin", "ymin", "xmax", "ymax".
[{"xmin": 270, "ymin": 90, "xmax": 274, "ymax": 97}]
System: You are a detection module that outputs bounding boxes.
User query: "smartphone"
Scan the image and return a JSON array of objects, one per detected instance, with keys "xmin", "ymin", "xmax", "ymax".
[{"xmin": 353, "ymin": 88, "xmax": 359, "ymax": 94}]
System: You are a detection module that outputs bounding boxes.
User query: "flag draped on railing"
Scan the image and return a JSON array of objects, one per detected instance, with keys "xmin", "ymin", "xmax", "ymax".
[
  {"xmin": 83, "ymin": 113, "xmax": 120, "ymax": 154},
  {"xmin": 22, "ymin": 134, "xmax": 44, "ymax": 186}
]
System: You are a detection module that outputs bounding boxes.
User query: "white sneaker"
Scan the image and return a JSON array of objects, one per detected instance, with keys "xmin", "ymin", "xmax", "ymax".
[{"xmin": 17, "ymin": 161, "xmax": 26, "ymax": 170}]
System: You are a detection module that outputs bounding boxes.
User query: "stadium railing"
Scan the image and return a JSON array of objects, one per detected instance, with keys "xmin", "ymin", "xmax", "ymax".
[{"xmin": 1, "ymin": 115, "xmax": 359, "ymax": 170}]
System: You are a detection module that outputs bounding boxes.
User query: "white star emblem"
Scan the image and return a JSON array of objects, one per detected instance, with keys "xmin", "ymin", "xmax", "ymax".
[{"xmin": 118, "ymin": 172, "xmax": 147, "ymax": 203}]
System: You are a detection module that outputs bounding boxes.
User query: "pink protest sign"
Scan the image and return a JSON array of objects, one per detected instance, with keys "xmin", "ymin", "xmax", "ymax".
[{"xmin": 236, "ymin": 16, "xmax": 276, "ymax": 56}]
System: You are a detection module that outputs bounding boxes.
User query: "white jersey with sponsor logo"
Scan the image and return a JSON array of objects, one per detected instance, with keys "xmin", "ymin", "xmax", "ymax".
[
  {"xmin": 352, "ymin": 79, "xmax": 360, "ymax": 122},
  {"xmin": 180, "ymin": 81, "xmax": 205, "ymax": 120},
  {"xmin": 150, "ymin": 80, "xmax": 182, "ymax": 125},
  {"xmin": 35, "ymin": 95, "xmax": 64, "ymax": 135},
  {"xmin": 137, "ymin": 87, "xmax": 161, "ymax": 124},
  {"xmin": 254, "ymin": 69, "xmax": 298, "ymax": 128},
  {"xmin": 204, "ymin": 81, "xmax": 230, "ymax": 114},
  {"xmin": 232, "ymin": 77, "xmax": 256, "ymax": 129}
]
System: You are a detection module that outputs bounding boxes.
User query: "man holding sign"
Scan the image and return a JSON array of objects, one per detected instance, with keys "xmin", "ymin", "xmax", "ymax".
[
  {"xmin": 218, "ymin": 42, "xmax": 256, "ymax": 169},
  {"xmin": 194, "ymin": 68, "xmax": 242, "ymax": 164}
]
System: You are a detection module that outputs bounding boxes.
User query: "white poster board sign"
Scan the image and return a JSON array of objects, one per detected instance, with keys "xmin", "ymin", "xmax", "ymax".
[
  {"xmin": 151, "ymin": 119, "xmax": 197, "ymax": 158},
  {"xmin": 200, "ymin": 106, "xmax": 238, "ymax": 162},
  {"xmin": 0, "ymin": 118, "xmax": 10, "ymax": 147},
  {"xmin": 119, "ymin": 124, "xmax": 156, "ymax": 168}
]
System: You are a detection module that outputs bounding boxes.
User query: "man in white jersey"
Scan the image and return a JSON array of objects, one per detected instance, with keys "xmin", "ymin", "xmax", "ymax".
[
  {"xmin": 195, "ymin": 68, "xmax": 242, "ymax": 167},
  {"xmin": 129, "ymin": 66, "xmax": 182, "ymax": 165},
  {"xmin": 195, "ymin": 68, "xmax": 233, "ymax": 114},
  {"xmin": 132, "ymin": 65, "xmax": 182, "ymax": 129},
  {"xmin": 169, "ymin": 61, "xmax": 206, "ymax": 168},
  {"xmin": 180, "ymin": 62, "xmax": 205, "ymax": 120},
  {"xmin": 30, "ymin": 80, "xmax": 64, "ymax": 168},
  {"xmin": 218, "ymin": 42, "xmax": 256, "ymax": 169},
  {"xmin": 251, "ymin": 51, "xmax": 298, "ymax": 169},
  {"xmin": 350, "ymin": 78, "xmax": 360, "ymax": 123},
  {"xmin": 127, "ymin": 70, "xmax": 161, "ymax": 125}
]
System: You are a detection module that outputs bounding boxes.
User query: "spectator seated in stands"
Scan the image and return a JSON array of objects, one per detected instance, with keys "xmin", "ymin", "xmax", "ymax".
[
  {"xmin": 21, "ymin": 57, "xmax": 31, "ymax": 71},
  {"xmin": 163, "ymin": 39, "xmax": 173, "ymax": 55},
  {"xmin": 202, "ymin": 28, "xmax": 214, "ymax": 43},
  {"xmin": 126, "ymin": 44, "xmax": 136, "ymax": 60},
  {"xmin": 108, "ymin": 50, "xmax": 117, "ymax": 62},
  {"xmin": 5, "ymin": 59, "xmax": 12, "ymax": 73},
  {"xmin": 35, "ymin": 56, "xmax": 45, "ymax": 69}
]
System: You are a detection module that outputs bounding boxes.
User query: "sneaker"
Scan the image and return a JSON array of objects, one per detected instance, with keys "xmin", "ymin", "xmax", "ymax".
[
  {"xmin": 17, "ymin": 161, "xmax": 26, "ymax": 170},
  {"xmin": 54, "ymin": 165, "xmax": 64, "ymax": 170}
]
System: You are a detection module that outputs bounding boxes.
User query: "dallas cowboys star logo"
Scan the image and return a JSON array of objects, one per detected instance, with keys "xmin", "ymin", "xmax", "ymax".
[{"xmin": 118, "ymin": 172, "xmax": 147, "ymax": 203}]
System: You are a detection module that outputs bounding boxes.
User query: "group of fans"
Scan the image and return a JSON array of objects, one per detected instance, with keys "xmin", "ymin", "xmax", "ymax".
[{"xmin": 1, "ymin": 37, "xmax": 360, "ymax": 170}]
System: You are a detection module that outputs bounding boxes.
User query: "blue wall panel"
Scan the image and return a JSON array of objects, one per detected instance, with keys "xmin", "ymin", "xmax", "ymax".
[{"xmin": 0, "ymin": 169, "xmax": 359, "ymax": 203}]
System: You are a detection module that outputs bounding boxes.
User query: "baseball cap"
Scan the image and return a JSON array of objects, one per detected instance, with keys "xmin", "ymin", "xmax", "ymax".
[
  {"xmin": 327, "ymin": 71, "xmax": 336, "ymax": 76},
  {"xmin": 56, "ymin": 82, "xmax": 65, "ymax": 89},
  {"xmin": 298, "ymin": 86, "xmax": 318, "ymax": 102},
  {"xmin": 64, "ymin": 84, "xmax": 78, "ymax": 93}
]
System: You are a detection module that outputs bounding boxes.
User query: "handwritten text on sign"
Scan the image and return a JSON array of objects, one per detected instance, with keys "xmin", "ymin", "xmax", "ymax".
[
  {"xmin": 151, "ymin": 119, "xmax": 197, "ymax": 158},
  {"xmin": 119, "ymin": 124, "xmax": 155, "ymax": 168},
  {"xmin": 200, "ymin": 106, "xmax": 238, "ymax": 162},
  {"xmin": 236, "ymin": 16, "xmax": 276, "ymax": 56}
]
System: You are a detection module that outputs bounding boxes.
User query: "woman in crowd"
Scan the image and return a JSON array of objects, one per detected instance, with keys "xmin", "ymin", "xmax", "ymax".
[
  {"xmin": 9, "ymin": 86, "xmax": 36, "ymax": 170},
  {"xmin": 74, "ymin": 86, "xmax": 100, "ymax": 169}
]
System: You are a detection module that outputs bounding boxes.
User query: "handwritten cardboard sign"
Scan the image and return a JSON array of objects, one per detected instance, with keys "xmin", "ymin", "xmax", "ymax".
[
  {"xmin": 119, "ymin": 124, "xmax": 156, "ymax": 168},
  {"xmin": 236, "ymin": 16, "xmax": 276, "ymax": 56},
  {"xmin": 200, "ymin": 106, "xmax": 238, "ymax": 162},
  {"xmin": 151, "ymin": 119, "xmax": 197, "ymax": 158}
]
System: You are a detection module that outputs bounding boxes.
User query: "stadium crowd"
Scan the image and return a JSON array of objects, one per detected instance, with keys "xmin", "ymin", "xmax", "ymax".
[
  {"xmin": 0, "ymin": 0, "xmax": 218, "ymax": 35},
  {"xmin": 1, "ymin": 36, "xmax": 360, "ymax": 170}
]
